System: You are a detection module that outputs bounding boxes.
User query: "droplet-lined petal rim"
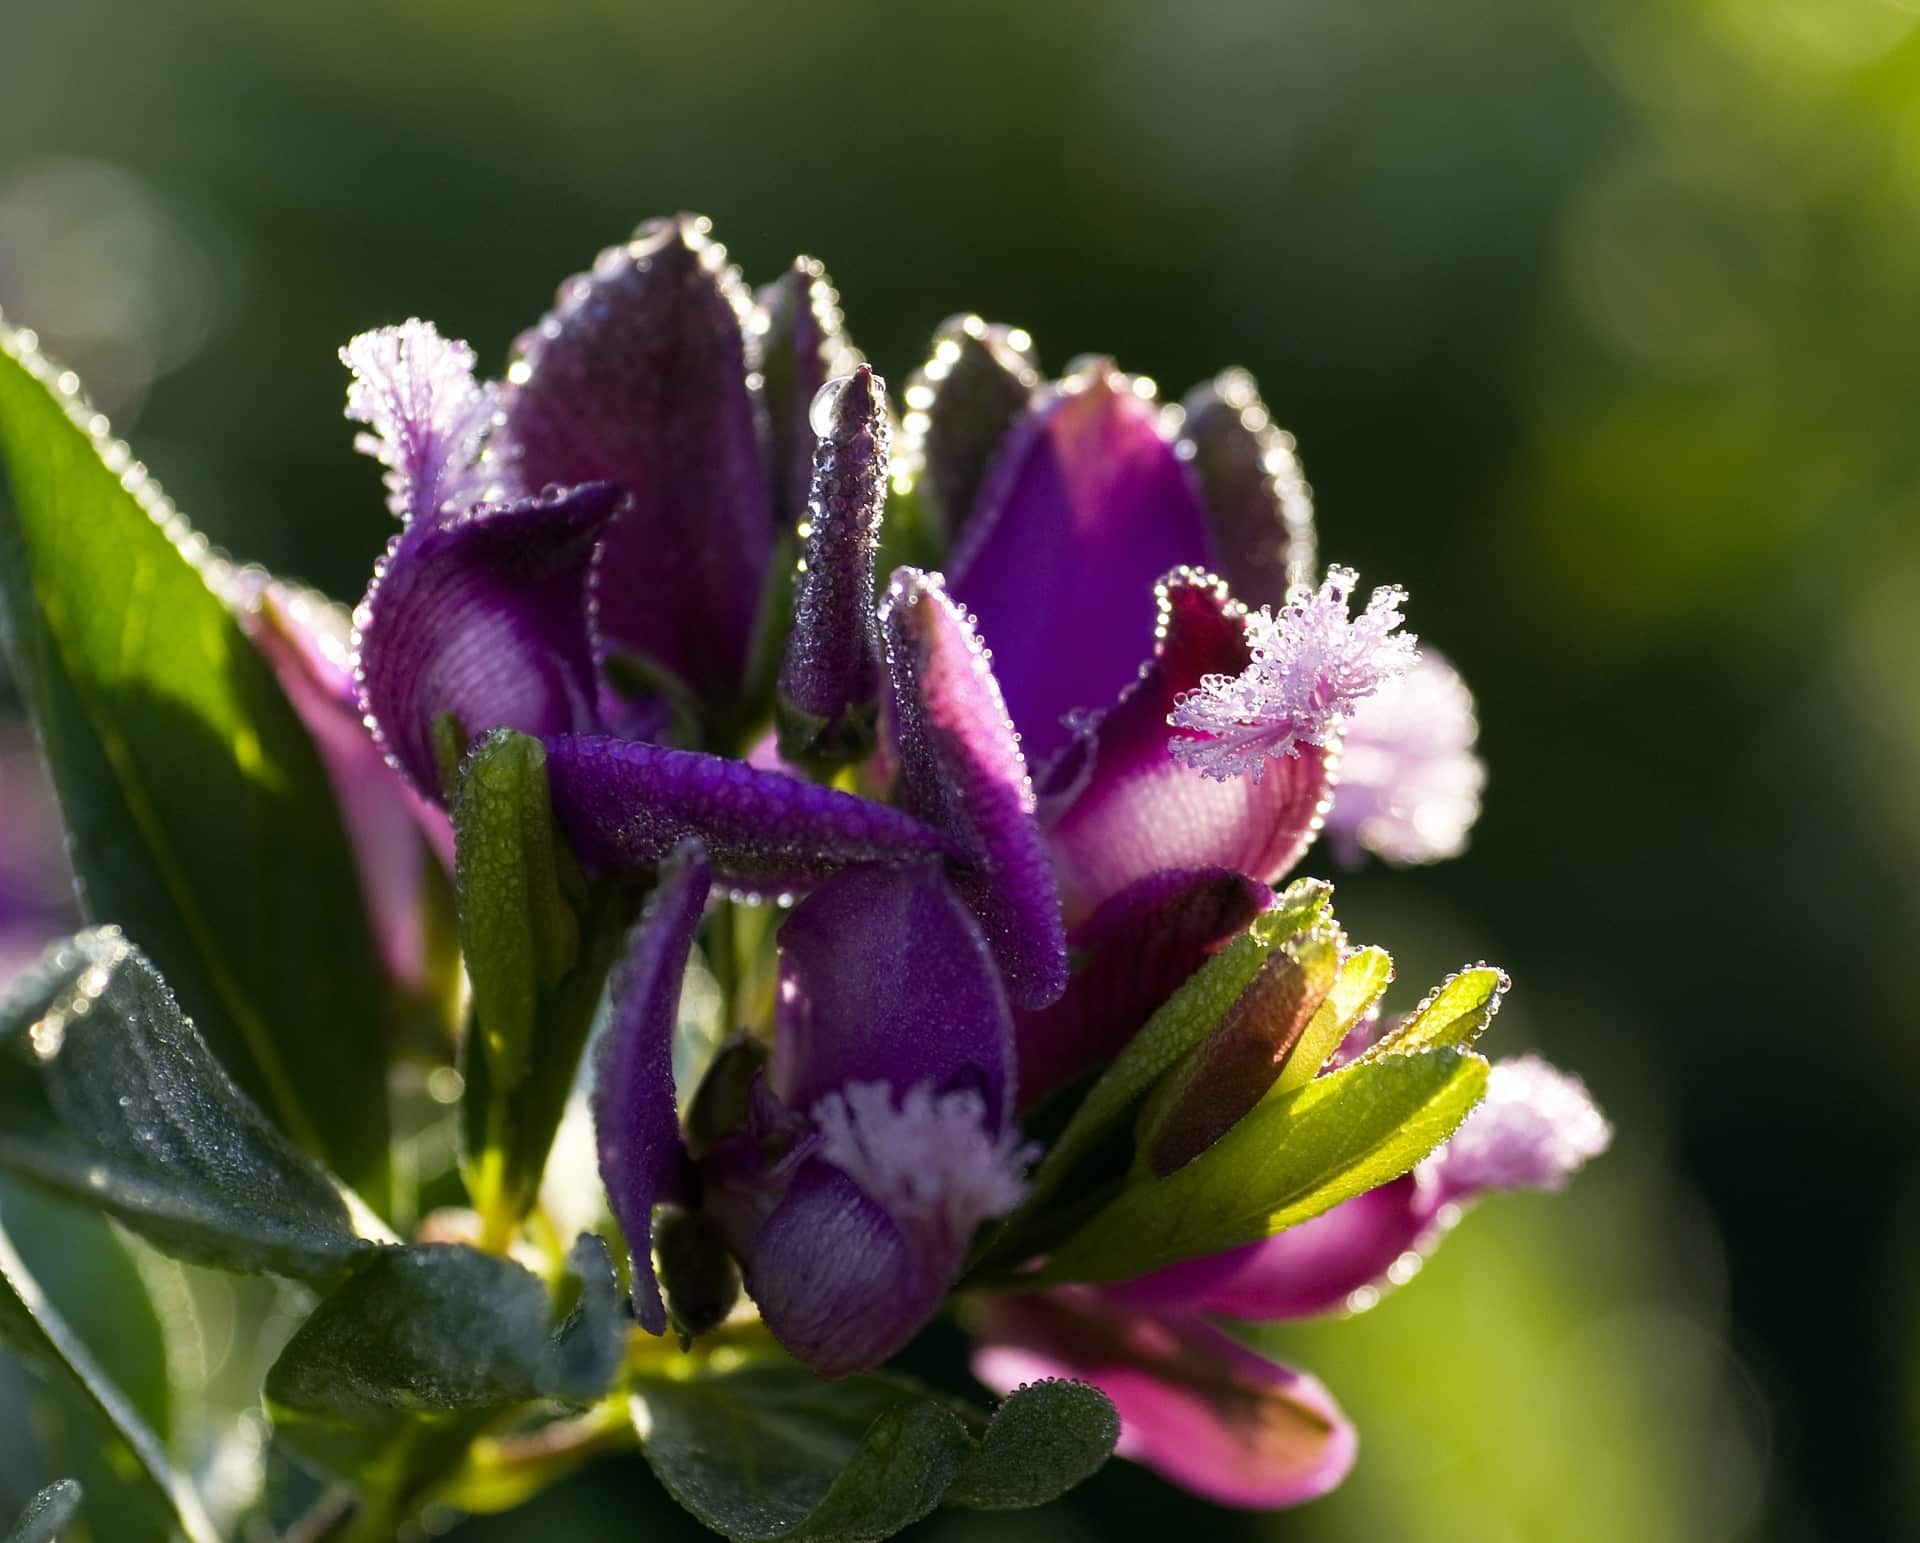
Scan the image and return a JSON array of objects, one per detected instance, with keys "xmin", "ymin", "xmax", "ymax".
[
  {"xmin": 1175, "ymin": 369, "xmax": 1316, "ymax": 609},
  {"xmin": 753, "ymin": 257, "xmax": 861, "ymax": 531},
  {"xmin": 499, "ymin": 215, "xmax": 773, "ymax": 701},
  {"xmin": 594, "ymin": 840, "xmax": 710, "ymax": 1335},
  {"xmin": 947, "ymin": 365, "xmax": 1218, "ymax": 763},
  {"xmin": 882, "ymin": 567, "xmax": 1067, "ymax": 1010},
  {"xmin": 897, "ymin": 313, "xmax": 1040, "ymax": 548},
  {"xmin": 353, "ymin": 482, "xmax": 623, "ymax": 799},
  {"xmin": 1042, "ymin": 569, "xmax": 1334, "ymax": 922},
  {"xmin": 543, "ymin": 735, "xmax": 960, "ymax": 898}
]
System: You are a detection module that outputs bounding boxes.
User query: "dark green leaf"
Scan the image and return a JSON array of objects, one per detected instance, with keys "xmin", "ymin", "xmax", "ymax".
[
  {"xmin": 1368, "ymin": 963, "xmax": 1510, "ymax": 1058},
  {"xmin": 943, "ymin": 1379, "xmax": 1118, "ymax": 1511},
  {"xmin": 3, "ymin": 1480, "xmax": 82, "ymax": 1543},
  {"xmin": 0, "ymin": 930, "xmax": 370, "ymax": 1284},
  {"xmin": 0, "ymin": 1209, "xmax": 215, "ymax": 1543},
  {"xmin": 1034, "ymin": 1047, "xmax": 1490, "ymax": 1284},
  {"xmin": 635, "ymin": 1364, "xmax": 972, "ymax": 1543},
  {"xmin": 547, "ymin": 1234, "xmax": 629, "ymax": 1403},
  {"xmin": 0, "ymin": 329, "xmax": 392, "ymax": 1203}
]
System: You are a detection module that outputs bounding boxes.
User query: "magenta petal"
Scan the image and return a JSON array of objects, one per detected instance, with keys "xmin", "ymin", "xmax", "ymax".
[
  {"xmin": 743, "ymin": 1158, "xmax": 938, "ymax": 1377},
  {"xmin": 1043, "ymin": 570, "xmax": 1332, "ymax": 922},
  {"xmin": 947, "ymin": 367, "xmax": 1218, "ymax": 763},
  {"xmin": 594, "ymin": 841, "xmax": 710, "ymax": 1335},
  {"xmin": 242, "ymin": 582, "xmax": 451, "ymax": 990},
  {"xmin": 500, "ymin": 216, "xmax": 772, "ymax": 700},
  {"xmin": 1110, "ymin": 1174, "xmax": 1436, "ymax": 1322},
  {"xmin": 882, "ymin": 568, "xmax": 1066, "ymax": 1011},
  {"xmin": 1013, "ymin": 867, "xmax": 1270, "ymax": 1113},
  {"xmin": 972, "ymin": 1290, "xmax": 1357, "ymax": 1508},
  {"xmin": 773, "ymin": 860, "xmax": 1016, "ymax": 1124},
  {"xmin": 544, "ymin": 735, "xmax": 958, "ymax": 898},
  {"xmin": 354, "ymin": 483, "xmax": 621, "ymax": 799}
]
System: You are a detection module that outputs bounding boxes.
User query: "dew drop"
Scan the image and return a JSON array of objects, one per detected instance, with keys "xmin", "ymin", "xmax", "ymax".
[{"xmin": 808, "ymin": 373, "xmax": 853, "ymax": 440}]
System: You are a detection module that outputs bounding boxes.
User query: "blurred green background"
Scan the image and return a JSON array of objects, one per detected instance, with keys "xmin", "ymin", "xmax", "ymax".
[{"xmin": 3, "ymin": 0, "xmax": 1916, "ymax": 1537}]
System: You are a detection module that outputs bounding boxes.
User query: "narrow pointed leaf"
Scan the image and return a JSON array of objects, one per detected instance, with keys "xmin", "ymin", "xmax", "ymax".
[
  {"xmin": 0, "ymin": 328, "xmax": 391, "ymax": 1201},
  {"xmin": 0, "ymin": 930, "xmax": 370, "ymax": 1283},
  {"xmin": 3, "ymin": 1481, "xmax": 83, "ymax": 1543},
  {"xmin": 943, "ymin": 1379, "xmax": 1118, "ymax": 1511},
  {"xmin": 1034, "ymin": 1047, "xmax": 1490, "ymax": 1285},
  {"xmin": 1368, "ymin": 963, "xmax": 1510, "ymax": 1058}
]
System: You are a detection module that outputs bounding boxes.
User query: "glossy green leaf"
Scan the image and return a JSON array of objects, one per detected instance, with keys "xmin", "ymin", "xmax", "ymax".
[
  {"xmin": 1271, "ymin": 943, "xmax": 1395, "ymax": 1095},
  {"xmin": 634, "ymin": 1364, "xmax": 971, "ymax": 1543},
  {"xmin": 943, "ymin": 1379, "xmax": 1119, "ymax": 1511},
  {"xmin": 0, "ymin": 329, "xmax": 391, "ymax": 1203},
  {"xmin": 3, "ymin": 1481, "xmax": 82, "ymax": 1543},
  {"xmin": 1034, "ymin": 1046, "xmax": 1490, "ymax": 1285},
  {"xmin": 0, "ymin": 930, "xmax": 370, "ymax": 1284},
  {"xmin": 1369, "ymin": 963, "xmax": 1510, "ymax": 1058},
  {"xmin": 0, "ymin": 1209, "xmax": 215, "ymax": 1543}
]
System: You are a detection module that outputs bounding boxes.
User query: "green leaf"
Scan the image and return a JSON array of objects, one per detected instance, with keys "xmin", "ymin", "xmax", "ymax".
[
  {"xmin": 0, "ymin": 328, "xmax": 392, "ymax": 1203},
  {"xmin": 547, "ymin": 1233, "xmax": 629, "ymax": 1404},
  {"xmin": 979, "ymin": 879, "xmax": 1332, "ymax": 1260},
  {"xmin": 3, "ymin": 1481, "xmax": 82, "ymax": 1543},
  {"xmin": 0, "ymin": 930, "xmax": 371, "ymax": 1284},
  {"xmin": 943, "ymin": 1379, "xmax": 1119, "ymax": 1511},
  {"xmin": 1034, "ymin": 1046, "xmax": 1490, "ymax": 1285},
  {"xmin": 1369, "ymin": 963, "xmax": 1510, "ymax": 1058},
  {"xmin": 0, "ymin": 1207, "xmax": 216, "ymax": 1543},
  {"xmin": 265, "ymin": 1244, "xmax": 552, "ymax": 1481},
  {"xmin": 455, "ymin": 730, "xmax": 623, "ymax": 1239},
  {"xmin": 1271, "ymin": 943, "xmax": 1394, "ymax": 1096},
  {"xmin": 634, "ymin": 1364, "xmax": 972, "ymax": 1543}
]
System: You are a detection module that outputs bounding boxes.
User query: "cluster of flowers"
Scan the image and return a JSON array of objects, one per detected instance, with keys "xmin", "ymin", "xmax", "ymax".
[{"xmin": 13, "ymin": 213, "xmax": 1605, "ymax": 1508}]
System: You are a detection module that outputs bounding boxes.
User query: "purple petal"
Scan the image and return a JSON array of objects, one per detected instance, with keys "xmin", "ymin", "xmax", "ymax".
[
  {"xmin": 1042, "ymin": 570, "xmax": 1332, "ymax": 922},
  {"xmin": 354, "ymin": 483, "xmax": 622, "ymax": 799},
  {"xmin": 742, "ymin": 1158, "xmax": 940, "ymax": 1377},
  {"xmin": 499, "ymin": 215, "xmax": 772, "ymax": 701},
  {"xmin": 972, "ymin": 1290, "xmax": 1357, "ymax": 1508},
  {"xmin": 341, "ymin": 320, "xmax": 502, "ymax": 525},
  {"xmin": 754, "ymin": 257, "xmax": 859, "ymax": 530},
  {"xmin": 1430, "ymin": 1054, "xmax": 1611, "ymax": 1197},
  {"xmin": 1013, "ymin": 867, "xmax": 1270, "ymax": 1113},
  {"xmin": 947, "ymin": 366, "xmax": 1218, "ymax": 763},
  {"xmin": 882, "ymin": 568, "xmax": 1067, "ymax": 1011},
  {"xmin": 594, "ymin": 841, "xmax": 710, "ymax": 1335},
  {"xmin": 544, "ymin": 735, "xmax": 958, "ymax": 898},
  {"xmin": 898, "ymin": 314, "xmax": 1039, "ymax": 547},
  {"xmin": 776, "ymin": 366, "xmax": 889, "ymax": 763},
  {"xmin": 1176, "ymin": 370, "xmax": 1315, "ymax": 609},
  {"xmin": 772, "ymin": 860, "xmax": 1016, "ymax": 1124},
  {"xmin": 241, "ymin": 580, "xmax": 452, "ymax": 990}
]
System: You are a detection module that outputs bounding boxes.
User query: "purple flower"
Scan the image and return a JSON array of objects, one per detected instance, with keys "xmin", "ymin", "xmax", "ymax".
[
  {"xmin": 328, "ymin": 214, "xmax": 1599, "ymax": 1464},
  {"xmin": 0, "ymin": 726, "xmax": 73, "ymax": 985}
]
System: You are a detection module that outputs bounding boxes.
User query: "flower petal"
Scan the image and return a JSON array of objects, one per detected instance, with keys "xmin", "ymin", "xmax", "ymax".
[
  {"xmin": 1042, "ymin": 569, "xmax": 1332, "ymax": 921},
  {"xmin": 544, "ymin": 735, "xmax": 958, "ymax": 898},
  {"xmin": 1013, "ymin": 867, "xmax": 1270, "ymax": 1113},
  {"xmin": 500, "ymin": 215, "xmax": 772, "ymax": 700},
  {"xmin": 948, "ymin": 366, "xmax": 1217, "ymax": 762},
  {"xmin": 882, "ymin": 568, "xmax": 1067, "ymax": 1010},
  {"xmin": 899, "ymin": 314, "xmax": 1039, "ymax": 547},
  {"xmin": 1176, "ymin": 370, "xmax": 1315, "ymax": 609},
  {"xmin": 776, "ymin": 366, "xmax": 889, "ymax": 764},
  {"xmin": 594, "ymin": 840, "xmax": 710, "ymax": 1335},
  {"xmin": 972, "ymin": 1290, "xmax": 1357, "ymax": 1508},
  {"xmin": 772, "ymin": 859, "xmax": 1016, "ymax": 1123},
  {"xmin": 354, "ymin": 483, "xmax": 622, "ymax": 799},
  {"xmin": 754, "ymin": 257, "xmax": 859, "ymax": 530}
]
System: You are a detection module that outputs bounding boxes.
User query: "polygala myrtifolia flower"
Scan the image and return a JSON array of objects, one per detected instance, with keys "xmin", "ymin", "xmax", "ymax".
[{"xmin": 0, "ymin": 210, "xmax": 1602, "ymax": 1539}]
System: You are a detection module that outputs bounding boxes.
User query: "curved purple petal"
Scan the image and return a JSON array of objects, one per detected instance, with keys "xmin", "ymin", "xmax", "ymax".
[
  {"xmin": 772, "ymin": 859, "xmax": 1016, "ymax": 1123},
  {"xmin": 754, "ymin": 257, "xmax": 859, "ymax": 530},
  {"xmin": 776, "ymin": 366, "xmax": 889, "ymax": 763},
  {"xmin": 499, "ymin": 215, "xmax": 772, "ymax": 701},
  {"xmin": 972, "ymin": 1290, "xmax": 1357, "ymax": 1508},
  {"xmin": 899, "ymin": 314, "xmax": 1039, "ymax": 547},
  {"xmin": 742, "ymin": 1158, "xmax": 938, "ymax": 1377},
  {"xmin": 354, "ymin": 483, "xmax": 622, "ymax": 799},
  {"xmin": 1176, "ymin": 370, "xmax": 1316, "ymax": 610},
  {"xmin": 882, "ymin": 568, "xmax": 1066, "ymax": 1010},
  {"xmin": 947, "ymin": 366, "xmax": 1218, "ymax": 763},
  {"xmin": 1042, "ymin": 570, "xmax": 1332, "ymax": 922},
  {"xmin": 1013, "ymin": 867, "xmax": 1270, "ymax": 1113},
  {"xmin": 594, "ymin": 841, "xmax": 710, "ymax": 1335},
  {"xmin": 544, "ymin": 735, "xmax": 958, "ymax": 898}
]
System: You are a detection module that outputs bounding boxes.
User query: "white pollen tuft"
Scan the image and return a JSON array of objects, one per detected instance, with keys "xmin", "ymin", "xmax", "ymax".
[{"xmin": 1167, "ymin": 566, "xmax": 1420, "ymax": 783}]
